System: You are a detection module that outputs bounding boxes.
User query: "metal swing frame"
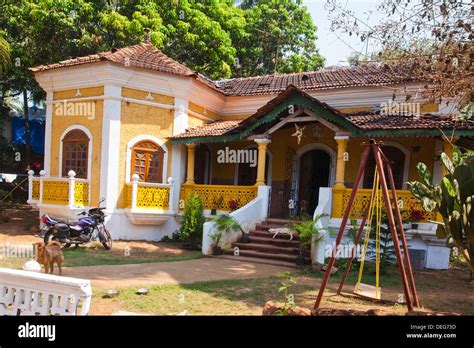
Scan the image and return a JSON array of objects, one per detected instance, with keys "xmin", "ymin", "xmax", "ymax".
[{"xmin": 314, "ymin": 139, "xmax": 420, "ymax": 311}]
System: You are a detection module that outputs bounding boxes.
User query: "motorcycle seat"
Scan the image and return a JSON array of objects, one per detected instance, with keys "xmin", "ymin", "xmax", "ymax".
[{"xmin": 70, "ymin": 224, "xmax": 83, "ymax": 231}]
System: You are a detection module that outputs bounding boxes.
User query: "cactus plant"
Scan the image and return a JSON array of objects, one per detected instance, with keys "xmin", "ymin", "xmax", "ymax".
[{"xmin": 408, "ymin": 146, "xmax": 474, "ymax": 279}]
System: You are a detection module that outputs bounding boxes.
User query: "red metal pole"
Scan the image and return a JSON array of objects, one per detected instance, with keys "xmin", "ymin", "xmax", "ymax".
[
  {"xmin": 337, "ymin": 202, "xmax": 371, "ymax": 294},
  {"xmin": 373, "ymin": 144, "xmax": 413, "ymax": 311},
  {"xmin": 313, "ymin": 144, "xmax": 372, "ymax": 310},
  {"xmin": 384, "ymin": 158, "xmax": 420, "ymax": 307}
]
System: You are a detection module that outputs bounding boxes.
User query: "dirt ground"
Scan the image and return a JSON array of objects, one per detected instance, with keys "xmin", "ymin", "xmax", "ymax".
[
  {"xmin": 1, "ymin": 204, "xmax": 473, "ymax": 316},
  {"xmin": 0, "ymin": 204, "xmax": 201, "ymax": 267}
]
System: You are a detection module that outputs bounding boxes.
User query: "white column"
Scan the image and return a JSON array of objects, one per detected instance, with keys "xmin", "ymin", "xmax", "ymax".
[
  {"xmin": 170, "ymin": 98, "xmax": 189, "ymax": 212},
  {"xmin": 173, "ymin": 98, "xmax": 189, "ymax": 136},
  {"xmin": 27, "ymin": 170, "xmax": 34, "ymax": 203},
  {"xmin": 131, "ymin": 173, "xmax": 139, "ymax": 211},
  {"xmin": 68, "ymin": 170, "xmax": 76, "ymax": 208},
  {"xmin": 99, "ymin": 85, "xmax": 122, "ymax": 210},
  {"xmin": 43, "ymin": 91, "xmax": 53, "ymax": 175},
  {"xmin": 167, "ymin": 177, "xmax": 175, "ymax": 213},
  {"xmin": 39, "ymin": 170, "xmax": 46, "ymax": 204}
]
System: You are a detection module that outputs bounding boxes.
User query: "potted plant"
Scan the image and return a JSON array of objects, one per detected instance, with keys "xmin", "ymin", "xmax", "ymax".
[
  {"xmin": 408, "ymin": 206, "xmax": 424, "ymax": 230},
  {"xmin": 292, "ymin": 214, "xmax": 329, "ymax": 266},
  {"xmin": 209, "ymin": 231, "xmax": 223, "ymax": 255},
  {"xmin": 211, "ymin": 195, "xmax": 223, "ymax": 215},
  {"xmin": 211, "ymin": 213, "xmax": 247, "ymax": 247}
]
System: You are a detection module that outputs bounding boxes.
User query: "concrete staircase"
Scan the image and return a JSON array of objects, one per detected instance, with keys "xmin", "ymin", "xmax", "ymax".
[{"xmin": 230, "ymin": 218, "xmax": 310, "ymax": 265}]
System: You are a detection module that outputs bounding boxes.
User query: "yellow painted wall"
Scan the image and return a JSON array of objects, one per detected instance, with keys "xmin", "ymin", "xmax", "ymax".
[
  {"xmin": 268, "ymin": 124, "xmax": 337, "ymax": 182},
  {"xmin": 189, "ymin": 102, "xmax": 220, "ymax": 120},
  {"xmin": 116, "ymin": 101, "xmax": 175, "ymax": 208},
  {"xmin": 344, "ymin": 137, "xmax": 436, "ymax": 187},
  {"xmin": 205, "ymin": 125, "xmax": 436, "ymax": 188},
  {"xmin": 122, "ymin": 87, "xmax": 174, "ymax": 105},
  {"xmin": 53, "ymin": 86, "xmax": 104, "ymax": 100},
  {"xmin": 50, "ymin": 87, "xmax": 104, "ymax": 206},
  {"xmin": 188, "ymin": 115, "xmax": 206, "ymax": 129}
]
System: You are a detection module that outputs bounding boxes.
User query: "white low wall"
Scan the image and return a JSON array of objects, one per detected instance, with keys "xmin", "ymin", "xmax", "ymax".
[
  {"xmin": 105, "ymin": 209, "xmax": 180, "ymax": 241},
  {"xmin": 311, "ymin": 187, "xmax": 332, "ymax": 265},
  {"xmin": 202, "ymin": 186, "xmax": 270, "ymax": 255},
  {"xmin": 0, "ymin": 268, "xmax": 92, "ymax": 316}
]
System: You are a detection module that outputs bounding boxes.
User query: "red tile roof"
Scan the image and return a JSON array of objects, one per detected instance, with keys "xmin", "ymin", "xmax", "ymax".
[
  {"xmin": 170, "ymin": 120, "xmax": 242, "ymax": 139},
  {"xmin": 345, "ymin": 112, "xmax": 474, "ymax": 131},
  {"xmin": 30, "ymin": 43, "xmax": 412, "ymax": 96},
  {"xmin": 214, "ymin": 65, "xmax": 412, "ymax": 96},
  {"xmin": 170, "ymin": 85, "xmax": 474, "ymax": 141},
  {"xmin": 30, "ymin": 43, "xmax": 196, "ymax": 77}
]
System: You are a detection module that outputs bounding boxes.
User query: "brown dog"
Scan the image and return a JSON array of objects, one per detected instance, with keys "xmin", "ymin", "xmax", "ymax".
[{"xmin": 33, "ymin": 241, "xmax": 64, "ymax": 275}]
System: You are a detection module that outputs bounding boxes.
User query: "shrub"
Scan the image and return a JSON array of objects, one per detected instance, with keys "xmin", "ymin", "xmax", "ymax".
[{"xmin": 179, "ymin": 193, "xmax": 205, "ymax": 248}]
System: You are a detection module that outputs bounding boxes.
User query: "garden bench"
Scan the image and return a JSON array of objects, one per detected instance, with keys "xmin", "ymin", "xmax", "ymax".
[{"xmin": 0, "ymin": 267, "xmax": 92, "ymax": 315}]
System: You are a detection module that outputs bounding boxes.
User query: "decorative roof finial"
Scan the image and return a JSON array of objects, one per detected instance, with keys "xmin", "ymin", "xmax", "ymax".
[{"xmin": 144, "ymin": 28, "xmax": 151, "ymax": 43}]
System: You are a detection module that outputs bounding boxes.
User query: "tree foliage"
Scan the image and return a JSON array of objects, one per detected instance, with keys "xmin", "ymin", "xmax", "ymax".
[
  {"xmin": 0, "ymin": 0, "xmax": 324, "ymax": 84},
  {"xmin": 408, "ymin": 146, "xmax": 474, "ymax": 277},
  {"xmin": 326, "ymin": 0, "xmax": 472, "ymax": 108}
]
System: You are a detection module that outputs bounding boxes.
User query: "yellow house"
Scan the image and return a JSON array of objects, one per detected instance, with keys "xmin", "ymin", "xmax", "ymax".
[{"xmin": 28, "ymin": 42, "xmax": 474, "ymax": 267}]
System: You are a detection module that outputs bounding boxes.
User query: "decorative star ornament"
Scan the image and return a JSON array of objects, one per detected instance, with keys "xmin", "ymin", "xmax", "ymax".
[{"xmin": 292, "ymin": 124, "xmax": 305, "ymax": 144}]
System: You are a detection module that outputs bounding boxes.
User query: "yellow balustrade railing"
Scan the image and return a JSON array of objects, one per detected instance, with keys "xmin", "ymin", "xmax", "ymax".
[
  {"xmin": 180, "ymin": 184, "xmax": 258, "ymax": 211},
  {"xmin": 42, "ymin": 180, "xmax": 69, "ymax": 205},
  {"xmin": 74, "ymin": 181, "xmax": 89, "ymax": 206},
  {"xmin": 126, "ymin": 183, "xmax": 170, "ymax": 209},
  {"xmin": 332, "ymin": 187, "xmax": 437, "ymax": 222},
  {"xmin": 31, "ymin": 178, "xmax": 40, "ymax": 201}
]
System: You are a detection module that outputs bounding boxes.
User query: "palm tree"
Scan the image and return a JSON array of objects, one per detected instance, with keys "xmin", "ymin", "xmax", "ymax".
[{"xmin": 0, "ymin": 36, "xmax": 11, "ymax": 72}]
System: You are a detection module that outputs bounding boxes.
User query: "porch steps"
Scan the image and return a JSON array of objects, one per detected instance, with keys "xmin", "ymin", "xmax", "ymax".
[
  {"xmin": 230, "ymin": 249, "xmax": 303, "ymax": 263},
  {"xmin": 248, "ymin": 236, "xmax": 301, "ymax": 247},
  {"xmin": 230, "ymin": 218, "xmax": 310, "ymax": 265}
]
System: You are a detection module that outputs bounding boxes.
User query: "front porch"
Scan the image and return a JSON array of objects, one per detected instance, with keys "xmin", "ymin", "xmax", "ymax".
[{"xmin": 27, "ymin": 85, "xmax": 463, "ymax": 268}]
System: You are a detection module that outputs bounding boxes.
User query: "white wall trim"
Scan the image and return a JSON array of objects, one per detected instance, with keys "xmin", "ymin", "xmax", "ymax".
[
  {"xmin": 100, "ymin": 85, "xmax": 122, "ymax": 210},
  {"xmin": 58, "ymin": 125, "xmax": 93, "ymax": 181},
  {"xmin": 125, "ymin": 135, "xmax": 169, "ymax": 184},
  {"xmin": 43, "ymin": 91, "xmax": 53, "ymax": 175},
  {"xmin": 295, "ymin": 143, "xmax": 337, "ymax": 200}
]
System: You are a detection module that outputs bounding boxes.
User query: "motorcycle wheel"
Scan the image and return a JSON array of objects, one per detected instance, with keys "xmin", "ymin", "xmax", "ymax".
[{"xmin": 100, "ymin": 227, "xmax": 113, "ymax": 250}]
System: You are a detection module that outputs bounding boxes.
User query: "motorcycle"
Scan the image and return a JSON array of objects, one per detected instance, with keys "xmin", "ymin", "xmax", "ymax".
[{"xmin": 40, "ymin": 202, "xmax": 112, "ymax": 250}]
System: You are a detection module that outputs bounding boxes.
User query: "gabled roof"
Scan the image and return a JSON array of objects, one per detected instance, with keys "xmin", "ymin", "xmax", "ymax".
[
  {"xmin": 30, "ymin": 42, "xmax": 414, "ymax": 96},
  {"xmin": 170, "ymin": 85, "xmax": 474, "ymax": 143},
  {"xmin": 30, "ymin": 43, "xmax": 196, "ymax": 77}
]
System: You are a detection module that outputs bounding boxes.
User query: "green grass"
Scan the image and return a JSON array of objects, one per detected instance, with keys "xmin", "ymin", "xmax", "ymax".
[
  {"xmin": 94, "ymin": 265, "xmax": 401, "ymax": 316},
  {"xmin": 96, "ymin": 275, "xmax": 317, "ymax": 315},
  {"xmin": 61, "ymin": 247, "xmax": 203, "ymax": 267},
  {"xmin": 94, "ymin": 265, "xmax": 474, "ymax": 315},
  {"xmin": 0, "ymin": 245, "xmax": 203, "ymax": 269}
]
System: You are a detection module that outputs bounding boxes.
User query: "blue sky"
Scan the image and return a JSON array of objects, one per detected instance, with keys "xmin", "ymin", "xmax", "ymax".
[{"xmin": 303, "ymin": 0, "xmax": 384, "ymax": 66}]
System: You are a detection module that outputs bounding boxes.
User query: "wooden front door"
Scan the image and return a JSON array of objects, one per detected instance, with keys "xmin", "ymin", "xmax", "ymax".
[{"xmin": 297, "ymin": 149, "xmax": 331, "ymax": 217}]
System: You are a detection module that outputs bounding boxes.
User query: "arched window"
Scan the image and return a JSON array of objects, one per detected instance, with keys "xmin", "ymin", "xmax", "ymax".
[
  {"xmin": 363, "ymin": 146, "xmax": 406, "ymax": 189},
  {"xmin": 131, "ymin": 140, "xmax": 165, "ymax": 183},
  {"xmin": 62, "ymin": 129, "xmax": 89, "ymax": 179}
]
